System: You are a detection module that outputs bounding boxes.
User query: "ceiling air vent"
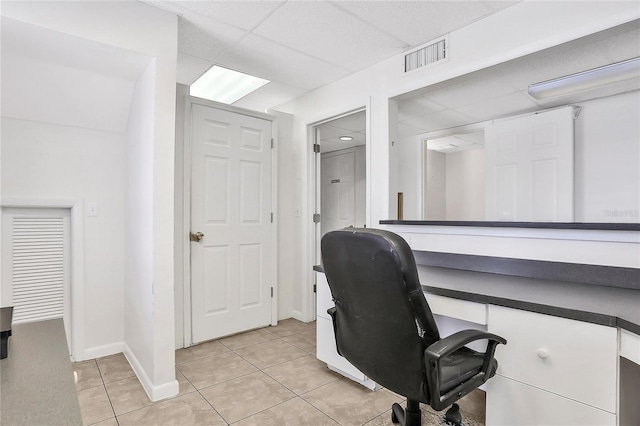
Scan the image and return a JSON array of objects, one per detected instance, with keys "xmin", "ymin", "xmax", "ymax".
[{"xmin": 404, "ymin": 35, "xmax": 448, "ymax": 74}]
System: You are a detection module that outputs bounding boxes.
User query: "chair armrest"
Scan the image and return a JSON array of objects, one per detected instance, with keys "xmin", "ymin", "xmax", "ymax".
[
  {"xmin": 425, "ymin": 329, "xmax": 506, "ymax": 360},
  {"xmin": 424, "ymin": 329, "xmax": 506, "ymax": 410},
  {"xmin": 326, "ymin": 306, "xmax": 342, "ymax": 356}
]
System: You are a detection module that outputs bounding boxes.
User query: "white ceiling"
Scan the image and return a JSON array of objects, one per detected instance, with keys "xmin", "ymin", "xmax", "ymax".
[
  {"xmin": 145, "ymin": 0, "xmax": 519, "ymax": 110},
  {"xmin": 316, "ymin": 20, "xmax": 640, "ymax": 153},
  {"xmin": 316, "ymin": 110, "xmax": 366, "ymax": 153},
  {"xmin": 395, "ymin": 19, "xmax": 640, "ymax": 139}
]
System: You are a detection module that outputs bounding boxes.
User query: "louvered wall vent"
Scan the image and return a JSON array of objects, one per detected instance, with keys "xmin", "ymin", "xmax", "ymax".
[
  {"xmin": 404, "ymin": 36, "xmax": 448, "ymax": 74},
  {"xmin": 12, "ymin": 216, "xmax": 66, "ymax": 324}
]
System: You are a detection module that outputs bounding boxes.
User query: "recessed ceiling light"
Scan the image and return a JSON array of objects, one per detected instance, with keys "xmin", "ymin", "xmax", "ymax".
[
  {"xmin": 339, "ymin": 136, "xmax": 354, "ymax": 141},
  {"xmin": 190, "ymin": 65, "xmax": 270, "ymax": 104}
]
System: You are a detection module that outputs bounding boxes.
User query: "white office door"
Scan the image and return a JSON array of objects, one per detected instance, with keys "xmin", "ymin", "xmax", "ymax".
[
  {"xmin": 321, "ymin": 151, "xmax": 355, "ymax": 236},
  {"xmin": 484, "ymin": 106, "xmax": 574, "ymax": 221},
  {"xmin": 190, "ymin": 104, "xmax": 273, "ymax": 344}
]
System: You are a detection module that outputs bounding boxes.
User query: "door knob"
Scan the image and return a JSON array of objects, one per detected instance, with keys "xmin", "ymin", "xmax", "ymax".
[{"xmin": 190, "ymin": 231, "xmax": 204, "ymax": 242}]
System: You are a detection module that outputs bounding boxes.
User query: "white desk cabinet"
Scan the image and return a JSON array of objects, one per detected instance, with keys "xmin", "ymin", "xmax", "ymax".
[
  {"xmin": 315, "ymin": 269, "xmax": 633, "ymax": 425},
  {"xmin": 486, "ymin": 305, "xmax": 617, "ymax": 425},
  {"xmin": 316, "ymin": 271, "xmax": 378, "ymax": 390}
]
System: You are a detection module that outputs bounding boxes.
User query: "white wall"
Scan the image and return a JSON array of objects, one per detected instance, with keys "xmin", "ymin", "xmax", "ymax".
[
  {"xmin": 1, "ymin": 0, "xmax": 178, "ymax": 401},
  {"xmin": 424, "ymin": 150, "xmax": 446, "ymax": 220},
  {"xmin": 269, "ymin": 110, "xmax": 299, "ymax": 320},
  {"xmin": 390, "ymin": 133, "xmax": 422, "ymax": 220},
  {"xmin": 124, "ymin": 60, "xmax": 156, "ymax": 391},
  {"xmin": 174, "ymin": 84, "xmax": 189, "ymax": 349},
  {"xmin": 575, "ymin": 90, "xmax": 640, "ymax": 222},
  {"xmin": 277, "ymin": 1, "xmax": 640, "ymax": 320},
  {"xmin": 446, "ymin": 149, "xmax": 485, "ymax": 221},
  {"xmin": 354, "ymin": 145, "xmax": 367, "ymax": 228},
  {"xmin": 1, "ymin": 118, "xmax": 126, "ymax": 350}
]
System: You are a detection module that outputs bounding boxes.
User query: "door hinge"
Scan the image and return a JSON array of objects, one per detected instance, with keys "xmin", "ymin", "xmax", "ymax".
[
  {"xmin": 313, "ymin": 284, "xmax": 317, "ymax": 293},
  {"xmin": 313, "ymin": 143, "xmax": 320, "ymax": 153},
  {"xmin": 271, "ymin": 212, "xmax": 274, "ymax": 223},
  {"xmin": 271, "ymin": 287, "xmax": 274, "ymax": 298},
  {"xmin": 271, "ymin": 138, "xmax": 274, "ymax": 149},
  {"xmin": 313, "ymin": 213, "xmax": 321, "ymax": 223}
]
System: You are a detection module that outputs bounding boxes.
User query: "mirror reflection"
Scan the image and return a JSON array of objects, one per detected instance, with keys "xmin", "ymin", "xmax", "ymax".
[{"xmin": 390, "ymin": 20, "xmax": 640, "ymax": 223}]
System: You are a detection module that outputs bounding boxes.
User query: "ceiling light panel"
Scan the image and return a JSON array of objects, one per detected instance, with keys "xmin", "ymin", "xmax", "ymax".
[
  {"xmin": 528, "ymin": 57, "xmax": 640, "ymax": 100},
  {"xmin": 190, "ymin": 65, "xmax": 269, "ymax": 104}
]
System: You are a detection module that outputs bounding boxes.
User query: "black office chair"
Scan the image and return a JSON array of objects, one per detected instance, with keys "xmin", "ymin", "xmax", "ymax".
[{"xmin": 321, "ymin": 228, "xmax": 506, "ymax": 426}]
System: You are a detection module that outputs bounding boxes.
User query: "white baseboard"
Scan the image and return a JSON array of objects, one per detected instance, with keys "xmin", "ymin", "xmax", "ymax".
[
  {"xmin": 290, "ymin": 310, "xmax": 305, "ymax": 322},
  {"xmin": 83, "ymin": 342, "xmax": 124, "ymax": 361},
  {"xmin": 123, "ymin": 343, "xmax": 179, "ymax": 402}
]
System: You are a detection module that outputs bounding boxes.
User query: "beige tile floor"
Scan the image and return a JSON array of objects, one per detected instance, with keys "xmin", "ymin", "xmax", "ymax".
[{"xmin": 74, "ymin": 319, "xmax": 485, "ymax": 426}]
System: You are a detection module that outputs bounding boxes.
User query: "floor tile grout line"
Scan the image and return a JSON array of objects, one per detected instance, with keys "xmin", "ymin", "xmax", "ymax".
[
  {"xmin": 194, "ymin": 385, "xmax": 232, "ymax": 426},
  {"xmin": 93, "ymin": 358, "xmax": 119, "ymax": 424},
  {"xmin": 223, "ymin": 394, "xmax": 299, "ymax": 425}
]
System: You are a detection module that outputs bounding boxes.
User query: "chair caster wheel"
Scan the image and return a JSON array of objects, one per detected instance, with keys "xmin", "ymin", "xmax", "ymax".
[
  {"xmin": 391, "ymin": 402, "xmax": 404, "ymax": 425},
  {"xmin": 444, "ymin": 403, "xmax": 462, "ymax": 426}
]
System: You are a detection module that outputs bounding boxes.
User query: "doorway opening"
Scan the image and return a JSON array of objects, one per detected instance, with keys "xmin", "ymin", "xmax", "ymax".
[{"xmin": 310, "ymin": 109, "xmax": 367, "ymax": 314}]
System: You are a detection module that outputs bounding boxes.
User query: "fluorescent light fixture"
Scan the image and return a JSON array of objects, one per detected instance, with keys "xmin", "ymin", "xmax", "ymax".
[
  {"xmin": 339, "ymin": 136, "xmax": 354, "ymax": 141},
  {"xmin": 190, "ymin": 65, "xmax": 269, "ymax": 104},
  {"xmin": 528, "ymin": 57, "xmax": 640, "ymax": 100}
]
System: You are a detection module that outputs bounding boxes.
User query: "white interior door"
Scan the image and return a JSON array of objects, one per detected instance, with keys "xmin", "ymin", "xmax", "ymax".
[
  {"xmin": 484, "ymin": 106, "xmax": 575, "ymax": 221},
  {"xmin": 321, "ymin": 150, "xmax": 355, "ymax": 235},
  {"xmin": 190, "ymin": 104, "xmax": 274, "ymax": 344}
]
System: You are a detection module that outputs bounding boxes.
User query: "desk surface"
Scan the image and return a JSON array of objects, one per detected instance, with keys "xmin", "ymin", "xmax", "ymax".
[
  {"xmin": 417, "ymin": 265, "xmax": 640, "ymax": 335},
  {"xmin": 0, "ymin": 319, "xmax": 82, "ymax": 426},
  {"xmin": 314, "ymin": 264, "xmax": 640, "ymax": 335}
]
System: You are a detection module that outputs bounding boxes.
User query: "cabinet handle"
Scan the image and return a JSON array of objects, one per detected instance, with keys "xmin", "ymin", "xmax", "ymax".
[{"xmin": 537, "ymin": 348, "xmax": 549, "ymax": 359}]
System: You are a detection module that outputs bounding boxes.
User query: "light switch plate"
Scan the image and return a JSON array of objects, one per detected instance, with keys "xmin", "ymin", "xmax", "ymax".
[{"xmin": 87, "ymin": 202, "xmax": 98, "ymax": 217}]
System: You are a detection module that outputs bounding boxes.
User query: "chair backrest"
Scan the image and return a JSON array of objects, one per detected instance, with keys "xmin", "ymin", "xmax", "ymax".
[{"xmin": 321, "ymin": 228, "xmax": 440, "ymax": 402}]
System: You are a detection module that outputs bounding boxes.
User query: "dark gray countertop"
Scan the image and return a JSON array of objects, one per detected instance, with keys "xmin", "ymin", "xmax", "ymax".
[
  {"xmin": 0, "ymin": 319, "xmax": 82, "ymax": 426},
  {"xmin": 417, "ymin": 265, "xmax": 640, "ymax": 335},
  {"xmin": 314, "ymin": 264, "xmax": 640, "ymax": 335}
]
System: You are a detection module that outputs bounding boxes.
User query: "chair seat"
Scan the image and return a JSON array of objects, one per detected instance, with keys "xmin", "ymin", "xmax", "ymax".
[{"xmin": 440, "ymin": 347, "xmax": 495, "ymax": 393}]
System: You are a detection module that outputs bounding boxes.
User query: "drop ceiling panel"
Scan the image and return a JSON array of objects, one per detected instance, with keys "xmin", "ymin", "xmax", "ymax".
[
  {"xmin": 170, "ymin": 1, "xmax": 284, "ymax": 31},
  {"xmin": 323, "ymin": 132, "xmax": 365, "ymax": 146},
  {"xmin": 334, "ymin": 1, "xmax": 508, "ymax": 47},
  {"xmin": 397, "ymin": 95, "xmax": 447, "ymax": 120},
  {"xmin": 176, "ymin": 53, "xmax": 211, "ymax": 85},
  {"xmin": 217, "ymin": 33, "xmax": 351, "ymax": 90},
  {"xmin": 323, "ymin": 111, "xmax": 366, "ymax": 132},
  {"xmin": 253, "ymin": 1, "xmax": 408, "ymax": 71},
  {"xmin": 455, "ymin": 92, "xmax": 539, "ymax": 122},
  {"xmin": 423, "ymin": 76, "xmax": 518, "ymax": 110},
  {"xmin": 320, "ymin": 138, "xmax": 363, "ymax": 153},
  {"xmin": 232, "ymin": 82, "xmax": 307, "ymax": 111},
  {"xmin": 318, "ymin": 125, "xmax": 362, "ymax": 141},
  {"xmin": 400, "ymin": 109, "xmax": 475, "ymax": 134},
  {"xmin": 178, "ymin": 16, "xmax": 247, "ymax": 61}
]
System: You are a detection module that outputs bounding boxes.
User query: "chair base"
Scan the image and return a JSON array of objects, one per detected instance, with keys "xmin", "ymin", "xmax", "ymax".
[
  {"xmin": 391, "ymin": 400, "xmax": 421, "ymax": 426},
  {"xmin": 390, "ymin": 401, "xmax": 464, "ymax": 426}
]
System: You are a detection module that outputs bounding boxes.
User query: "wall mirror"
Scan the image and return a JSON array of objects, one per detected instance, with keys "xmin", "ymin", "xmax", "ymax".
[{"xmin": 389, "ymin": 20, "xmax": 639, "ymax": 223}]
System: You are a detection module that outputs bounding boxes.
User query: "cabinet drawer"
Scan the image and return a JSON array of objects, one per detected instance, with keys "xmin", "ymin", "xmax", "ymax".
[
  {"xmin": 486, "ymin": 375, "xmax": 615, "ymax": 426},
  {"xmin": 425, "ymin": 293, "xmax": 486, "ymax": 325},
  {"xmin": 488, "ymin": 305, "xmax": 617, "ymax": 413}
]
